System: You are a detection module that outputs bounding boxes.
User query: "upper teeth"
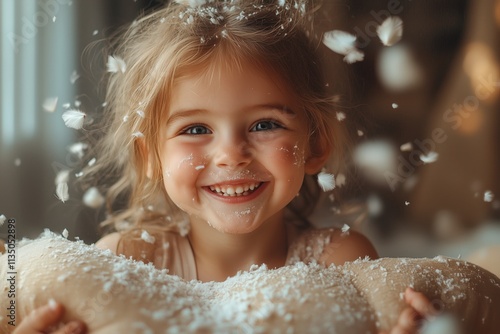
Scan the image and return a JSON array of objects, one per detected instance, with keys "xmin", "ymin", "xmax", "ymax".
[{"xmin": 209, "ymin": 182, "xmax": 261, "ymax": 196}]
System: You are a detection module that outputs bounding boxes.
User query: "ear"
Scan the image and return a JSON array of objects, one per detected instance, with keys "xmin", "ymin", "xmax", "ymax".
[
  {"xmin": 304, "ymin": 151, "xmax": 330, "ymax": 175},
  {"xmin": 304, "ymin": 142, "xmax": 331, "ymax": 175}
]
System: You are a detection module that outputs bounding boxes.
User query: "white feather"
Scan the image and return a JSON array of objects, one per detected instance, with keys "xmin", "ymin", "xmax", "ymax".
[
  {"xmin": 83, "ymin": 187, "xmax": 105, "ymax": 208},
  {"xmin": 68, "ymin": 142, "xmax": 88, "ymax": 159},
  {"xmin": 336, "ymin": 111, "xmax": 346, "ymax": 121},
  {"xmin": 367, "ymin": 194, "xmax": 383, "ymax": 216},
  {"xmin": 107, "ymin": 55, "xmax": 127, "ymax": 73},
  {"xmin": 70, "ymin": 70, "xmax": 80, "ymax": 84},
  {"xmin": 420, "ymin": 151, "xmax": 439, "ymax": 164},
  {"xmin": 322, "ymin": 30, "xmax": 357, "ymax": 55},
  {"xmin": 141, "ymin": 230, "xmax": 156, "ymax": 244},
  {"xmin": 62, "ymin": 228, "xmax": 69, "ymax": 238},
  {"xmin": 377, "ymin": 16, "xmax": 403, "ymax": 46},
  {"xmin": 174, "ymin": 0, "xmax": 206, "ymax": 7},
  {"xmin": 400, "ymin": 142, "xmax": 413, "ymax": 152},
  {"xmin": 335, "ymin": 173, "xmax": 346, "ymax": 187},
  {"xmin": 317, "ymin": 172, "xmax": 336, "ymax": 192},
  {"xmin": 132, "ymin": 131, "xmax": 145, "ymax": 138},
  {"xmin": 62, "ymin": 109, "xmax": 86, "ymax": 129},
  {"xmin": 56, "ymin": 182, "xmax": 69, "ymax": 203},
  {"xmin": 42, "ymin": 97, "xmax": 58, "ymax": 113},
  {"xmin": 341, "ymin": 224, "xmax": 350, "ymax": 235},
  {"xmin": 377, "ymin": 45, "xmax": 423, "ymax": 91},
  {"xmin": 0, "ymin": 214, "xmax": 6, "ymax": 226},
  {"xmin": 55, "ymin": 170, "xmax": 70, "ymax": 185},
  {"xmin": 322, "ymin": 29, "xmax": 365, "ymax": 63},
  {"xmin": 343, "ymin": 49, "xmax": 365, "ymax": 64},
  {"xmin": 353, "ymin": 140, "xmax": 397, "ymax": 184},
  {"xmin": 484, "ymin": 190, "xmax": 494, "ymax": 202}
]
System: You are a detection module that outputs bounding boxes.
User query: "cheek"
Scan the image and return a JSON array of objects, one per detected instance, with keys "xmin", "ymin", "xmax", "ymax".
[
  {"xmin": 269, "ymin": 140, "xmax": 307, "ymax": 169},
  {"xmin": 161, "ymin": 144, "xmax": 207, "ymax": 178}
]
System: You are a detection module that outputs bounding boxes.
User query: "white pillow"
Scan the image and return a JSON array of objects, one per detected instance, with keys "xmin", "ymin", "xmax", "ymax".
[{"xmin": 1, "ymin": 231, "xmax": 499, "ymax": 333}]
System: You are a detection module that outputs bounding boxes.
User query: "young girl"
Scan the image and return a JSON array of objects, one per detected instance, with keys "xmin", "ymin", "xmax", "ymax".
[
  {"xmin": 90, "ymin": 0, "xmax": 379, "ymax": 282},
  {"xmin": 13, "ymin": 0, "xmax": 437, "ymax": 332}
]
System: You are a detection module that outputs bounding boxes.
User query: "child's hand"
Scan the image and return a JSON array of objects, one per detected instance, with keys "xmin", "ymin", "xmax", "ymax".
[
  {"xmin": 13, "ymin": 301, "xmax": 86, "ymax": 334},
  {"xmin": 380, "ymin": 287, "xmax": 437, "ymax": 334}
]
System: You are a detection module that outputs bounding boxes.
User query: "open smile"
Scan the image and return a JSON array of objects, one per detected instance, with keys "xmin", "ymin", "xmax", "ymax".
[{"xmin": 208, "ymin": 182, "xmax": 263, "ymax": 197}]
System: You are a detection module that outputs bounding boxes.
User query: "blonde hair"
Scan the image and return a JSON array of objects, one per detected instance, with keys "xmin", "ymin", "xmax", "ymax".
[{"xmin": 82, "ymin": 0, "xmax": 349, "ymax": 236}]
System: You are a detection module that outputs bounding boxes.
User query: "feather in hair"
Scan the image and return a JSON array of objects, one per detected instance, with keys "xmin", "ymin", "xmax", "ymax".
[
  {"xmin": 174, "ymin": 0, "xmax": 207, "ymax": 7},
  {"xmin": 107, "ymin": 55, "xmax": 127, "ymax": 73}
]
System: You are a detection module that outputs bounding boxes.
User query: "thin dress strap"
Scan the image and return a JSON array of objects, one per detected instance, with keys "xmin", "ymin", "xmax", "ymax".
[{"xmin": 153, "ymin": 232, "xmax": 197, "ymax": 281}]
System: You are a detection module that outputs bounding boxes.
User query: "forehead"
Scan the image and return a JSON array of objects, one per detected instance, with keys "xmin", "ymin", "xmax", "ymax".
[{"xmin": 170, "ymin": 57, "xmax": 300, "ymax": 113}]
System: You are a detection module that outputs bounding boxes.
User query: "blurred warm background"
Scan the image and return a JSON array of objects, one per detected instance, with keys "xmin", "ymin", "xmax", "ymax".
[{"xmin": 1, "ymin": 0, "xmax": 499, "ymax": 259}]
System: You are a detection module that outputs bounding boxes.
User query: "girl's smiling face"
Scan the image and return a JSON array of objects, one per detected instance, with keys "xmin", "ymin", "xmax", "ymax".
[{"xmin": 159, "ymin": 62, "xmax": 319, "ymax": 234}]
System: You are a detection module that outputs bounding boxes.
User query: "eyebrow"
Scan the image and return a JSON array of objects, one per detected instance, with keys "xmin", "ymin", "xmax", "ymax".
[{"xmin": 167, "ymin": 104, "xmax": 296, "ymax": 124}]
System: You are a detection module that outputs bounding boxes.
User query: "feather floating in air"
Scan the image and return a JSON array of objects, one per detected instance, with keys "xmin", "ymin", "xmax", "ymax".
[
  {"xmin": 43, "ymin": 97, "xmax": 58, "ymax": 113},
  {"xmin": 62, "ymin": 109, "xmax": 86, "ymax": 129},
  {"xmin": 323, "ymin": 30, "xmax": 364, "ymax": 64},
  {"xmin": 377, "ymin": 16, "xmax": 403, "ymax": 46},
  {"xmin": 317, "ymin": 172, "xmax": 336, "ymax": 192},
  {"xmin": 56, "ymin": 182, "xmax": 69, "ymax": 203}
]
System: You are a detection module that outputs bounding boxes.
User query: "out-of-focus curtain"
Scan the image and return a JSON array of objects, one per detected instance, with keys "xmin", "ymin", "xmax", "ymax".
[
  {"xmin": 0, "ymin": 0, "xmax": 152, "ymax": 241},
  {"xmin": 1, "ymin": 0, "xmax": 77, "ymax": 240}
]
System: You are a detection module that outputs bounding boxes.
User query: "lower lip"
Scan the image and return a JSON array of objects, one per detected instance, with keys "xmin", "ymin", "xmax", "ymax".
[{"xmin": 203, "ymin": 183, "xmax": 268, "ymax": 204}]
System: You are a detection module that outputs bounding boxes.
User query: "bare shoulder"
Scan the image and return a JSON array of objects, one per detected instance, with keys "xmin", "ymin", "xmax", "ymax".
[
  {"xmin": 289, "ymin": 227, "xmax": 378, "ymax": 267},
  {"xmin": 95, "ymin": 232, "xmax": 122, "ymax": 253},
  {"xmin": 319, "ymin": 229, "xmax": 379, "ymax": 266}
]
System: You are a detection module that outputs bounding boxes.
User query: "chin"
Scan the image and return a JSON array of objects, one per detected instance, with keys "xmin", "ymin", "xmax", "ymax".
[{"xmin": 211, "ymin": 220, "xmax": 261, "ymax": 235}]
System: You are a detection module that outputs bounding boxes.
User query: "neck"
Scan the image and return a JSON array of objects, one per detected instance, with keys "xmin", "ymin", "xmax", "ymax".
[{"xmin": 187, "ymin": 212, "xmax": 288, "ymax": 282}]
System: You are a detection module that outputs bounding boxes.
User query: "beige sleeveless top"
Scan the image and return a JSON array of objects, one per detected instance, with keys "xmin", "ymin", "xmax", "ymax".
[{"xmin": 119, "ymin": 224, "xmax": 335, "ymax": 281}]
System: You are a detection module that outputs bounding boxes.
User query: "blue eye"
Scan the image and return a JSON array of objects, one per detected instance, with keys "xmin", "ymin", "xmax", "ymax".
[
  {"xmin": 251, "ymin": 121, "xmax": 282, "ymax": 132},
  {"xmin": 183, "ymin": 125, "xmax": 211, "ymax": 135}
]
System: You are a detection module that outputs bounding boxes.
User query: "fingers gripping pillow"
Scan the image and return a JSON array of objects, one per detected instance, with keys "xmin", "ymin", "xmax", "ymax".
[{"xmin": 1, "ymin": 232, "xmax": 499, "ymax": 333}]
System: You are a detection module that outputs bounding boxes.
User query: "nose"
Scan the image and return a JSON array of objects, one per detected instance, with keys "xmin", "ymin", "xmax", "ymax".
[{"xmin": 213, "ymin": 134, "xmax": 252, "ymax": 169}]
